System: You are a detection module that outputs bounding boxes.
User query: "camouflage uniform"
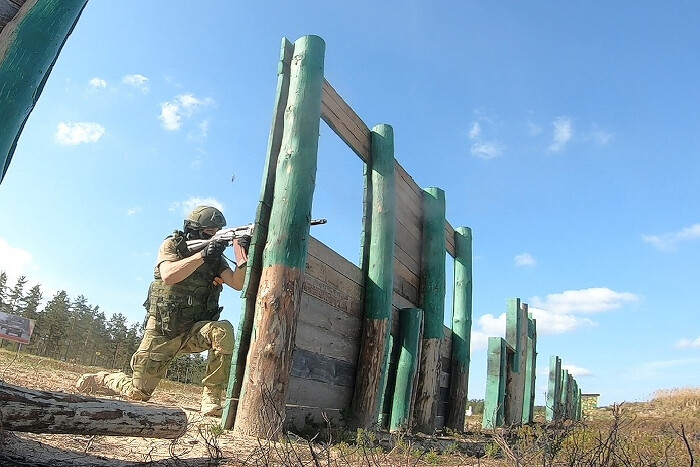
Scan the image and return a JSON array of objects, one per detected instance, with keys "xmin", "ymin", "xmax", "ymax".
[{"xmin": 77, "ymin": 231, "xmax": 239, "ymax": 415}]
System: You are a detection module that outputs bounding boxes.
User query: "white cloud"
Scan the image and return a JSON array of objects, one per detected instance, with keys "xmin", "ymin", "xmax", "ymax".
[
  {"xmin": 642, "ymin": 224, "xmax": 700, "ymax": 252},
  {"xmin": 468, "ymin": 122, "xmax": 481, "ymax": 140},
  {"xmin": 169, "ymin": 197, "xmax": 225, "ymax": 217},
  {"xmin": 470, "ymin": 142, "xmax": 503, "ymax": 160},
  {"xmin": 469, "ymin": 313, "xmax": 506, "ymax": 352},
  {"xmin": 675, "ymin": 337, "xmax": 700, "ymax": 349},
  {"xmin": 127, "ymin": 207, "xmax": 142, "ymax": 216},
  {"xmin": 0, "ymin": 238, "xmax": 35, "ymax": 281},
  {"xmin": 55, "ymin": 122, "xmax": 105, "ymax": 145},
  {"xmin": 89, "ymin": 77, "xmax": 106, "ymax": 88},
  {"xmin": 159, "ymin": 94, "xmax": 214, "ymax": 131},
  {"xmin": 530, "ymin": 287, "xmax": 639, "ymax": 315},
  {"xmin": 591, "ymin": 128, "xmax": 613, "ymax": 145},
  {"xmin": 527, "ymin": 121, "xmax": 543, "ymax": 136},
  {"xmin": 514, "ymin": 253, "xmax": 536, "ymax": 267},
  {"xmin": 548, "ymin": 116, "xmax": 573, "ymax": 153},
  {"xmin": 467, "ymin": 112, "xmax": 504, "ymax": 160},
  {"xmin": 528, "ymin": 306, "xmax": 596, "ymax": 334},
  {"xmin": 122, "ymin": 74, "xmax": 149, "ymax": 92},
  {"xmin": 562, "ymin": 364, "xmax": 593, "ymax": 377}
]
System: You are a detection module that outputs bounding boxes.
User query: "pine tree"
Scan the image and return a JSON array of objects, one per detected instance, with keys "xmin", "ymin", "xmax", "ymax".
[
  {"xmin": 7, "ymin": 275, "xmax": 27, "ymax": 314},
  {"xmin": 41, "ymin": 291, "xmax": 70, "ymax": 358},
  {"xmin": 0, "ymin": 271, "xmax": 8, "ymax": 313}
]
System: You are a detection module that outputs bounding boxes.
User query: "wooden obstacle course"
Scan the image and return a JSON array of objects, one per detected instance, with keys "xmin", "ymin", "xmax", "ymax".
[{"xmin": 224, "ymin": 35, "xmax": 474, "ymax": 437}]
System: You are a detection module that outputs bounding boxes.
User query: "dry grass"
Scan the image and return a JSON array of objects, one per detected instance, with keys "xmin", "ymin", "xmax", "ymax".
[{"xmin": 1, "ymin": 348, "xmax": 700, "ymax": 466}]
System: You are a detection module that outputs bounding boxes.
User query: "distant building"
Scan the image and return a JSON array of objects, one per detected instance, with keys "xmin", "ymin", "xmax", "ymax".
[{"xmin": 581, "ymin": 393, "xmax": 600, "ymax": 418}]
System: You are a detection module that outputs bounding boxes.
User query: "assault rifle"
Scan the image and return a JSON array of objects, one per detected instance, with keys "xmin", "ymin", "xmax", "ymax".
[{"xmin": 185, "ymin": 218, "xmax": 327, "ymax": 255}]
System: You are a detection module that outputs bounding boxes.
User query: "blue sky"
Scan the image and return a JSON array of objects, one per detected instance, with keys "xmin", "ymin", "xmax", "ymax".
[{"xmin": 2, "ymin": 1, "xmax": 700, "ymax": 407}]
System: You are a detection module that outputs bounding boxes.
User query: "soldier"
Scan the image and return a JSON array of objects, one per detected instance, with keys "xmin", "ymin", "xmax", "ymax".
[{"xmin": 76, "ymin": 205, "xmax": 248, "ymax": 416}]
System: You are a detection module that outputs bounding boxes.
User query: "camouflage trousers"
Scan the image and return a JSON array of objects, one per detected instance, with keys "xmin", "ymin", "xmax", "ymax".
[{"xmin": 101, "ymin": 318, "xmax": 235, "ymax": 401}]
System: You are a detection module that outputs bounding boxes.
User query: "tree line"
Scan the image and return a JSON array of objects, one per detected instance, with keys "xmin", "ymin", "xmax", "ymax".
[{"xmin": 0, "ymin": 270, "xmax": 206, "ymax": 384}]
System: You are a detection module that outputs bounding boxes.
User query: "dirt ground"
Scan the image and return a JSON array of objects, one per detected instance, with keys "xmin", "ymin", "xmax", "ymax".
[{"xmin": 0, "ymin": 351, "xmax": 488, "ymax": 466}]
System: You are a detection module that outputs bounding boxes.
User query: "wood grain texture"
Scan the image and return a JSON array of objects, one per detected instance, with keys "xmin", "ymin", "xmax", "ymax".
[{"xmin": 0, "ymin": 381, "xmax": 186, "ymax": 439}]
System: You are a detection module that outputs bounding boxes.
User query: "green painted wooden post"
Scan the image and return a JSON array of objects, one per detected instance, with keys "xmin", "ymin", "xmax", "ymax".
[
  {"xmin": 389, "ymin": 308, "xmax": 423, "ymax": 432},
  {"xmin": 222, "ymin": 37, "xmax": 294, "ymax": 429},
  {"xmin": 505, "ymin": 298, "xmax": 528, "ymax": 425},
  {"xmin": 482, "ymin": 337, "xmax": 507, "ymax": 428},
  {"xmin": 576, "ymin": 388, "xmax": 583, "ymax": 420},
  {"xmin": 446, "ymin": 226, "xmax": 473, "ymax": 431},
  {"xmin": 0, "ymin": 0, "xmax": 90, "ymax": 183},
  {"xmin": 560, "ymin": 370, "xmax": 570, "ymax": 420},
  {"xmin": 232, "ymin": 35, "xmax": 325, "ymax": 439},
  {"xmin": 414, "ymin": 187, "xmax": 446, "ymax": 433},
  {"xmin": 546, "ymin": 356, "xmax": 562, "ymax": 422},
  {"xmin": 351, "ymin": 123, "xmax": 396, "ymax": 429},
  {"xmin": 522, "ymin": 312, "xmax": 537, "ymax": 424}
]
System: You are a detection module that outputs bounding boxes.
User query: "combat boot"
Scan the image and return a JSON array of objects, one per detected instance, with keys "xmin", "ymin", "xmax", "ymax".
[
  {"xmin": 201, "ymin": 386, "xmax": 224, "ymax": 417},
  {"xmin": 75, "ymin": 371, "xmax": 118, "ymax": 396}
]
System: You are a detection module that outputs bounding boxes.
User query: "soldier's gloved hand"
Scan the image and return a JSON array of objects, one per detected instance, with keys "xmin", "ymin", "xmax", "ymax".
[
  {"xmin": 201, "ymin": 239, "xmax": 227, "ymax": 263},
  {"xmin": 237, "ymin": 235, "xmax": 251, "ymax": 253}
]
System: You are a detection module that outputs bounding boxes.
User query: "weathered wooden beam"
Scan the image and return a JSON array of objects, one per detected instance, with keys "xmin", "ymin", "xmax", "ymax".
[
  {"xmin": 223, "ymin": 37, "xmax": 294, "ymax": 430},
  {"xmin": 414, "ymin": 187, "xmax": 446, "ymax": 434},
  {"xmin": 445, "ymin": 226, "xmax": 473, "ymax": 432},
  {"xmin": 232, "ymin": 35, "xmax": 325, "ymax": 440},
  {"xmin": 351, "ymin": 123, "xmax": 396, "ymax": 429},
  {"xmin": 0, "ymin": 0, "xmax": 89, "ymax": 183},
  {"xmin": 389, "ymin": 308, "xmax": 423, "ymax": 433},
  {"xmin": 321, "ymin": 79, "xmax": 371, "ymax": 162},
  {"xmin": 0, "ymin": 381, "xmax": 186, "ymax": 439}
]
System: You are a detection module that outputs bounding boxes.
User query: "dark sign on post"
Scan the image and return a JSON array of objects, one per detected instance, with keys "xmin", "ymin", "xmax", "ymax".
[{"xmin": 0, "ymin": 311, "xmax": 34, "ymax": 345}]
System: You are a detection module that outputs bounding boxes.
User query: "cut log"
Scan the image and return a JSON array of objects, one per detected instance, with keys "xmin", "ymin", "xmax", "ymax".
[{"xmin": 0, "ymin": 381, "xmax": 187, "ymax": 439}]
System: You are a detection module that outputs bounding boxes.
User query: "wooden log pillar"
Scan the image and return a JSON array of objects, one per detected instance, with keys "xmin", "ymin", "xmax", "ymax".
[
  {"xmin": 222, "ymin": 37, "xmax": 294, "ymax": 430},
  {"xmin": 0, "ymin": 381, "xmax": 186, "ymax": 439},
  {"xmin": 445, "ymin": 226, "xmax": 473, "ymax": 432},
  {"xmin": 482, "ymin": 337, "xmax": 507, "ymax": 429},
  {"xmin": 546, "ymin": 356, "xmax": 562, "ymax": 422},
  {"xmin": 576, "ymin": 387, "xmax": 582, "ymax": 420},
  {"xmin": 560, "ymin": 370, "xmax": 570, "ymax": 420},
  {"xmin": 232, "ymin": 35, "xmax": 325, "ymax": 439},
  {"xmin": 414, "ymin": 187, "xmax": 446, "ymax": 434},
  {"xmin": 0, "ymin": 0, "xmax": 89, "ymax": 183},
  {"xmin": 351, "ymin": 123, "xmax": 396, "ymax": 429},
  {"xmin": 504, "ymin": 298, "xmax": 529, "ymax": 425},
  {"xmin": 521, "ymin": 313, "xmax": 537, "ymax": 424},
  {"xmin": 389, "ymin": 308, "xmax": 423, "ymax": 432}
]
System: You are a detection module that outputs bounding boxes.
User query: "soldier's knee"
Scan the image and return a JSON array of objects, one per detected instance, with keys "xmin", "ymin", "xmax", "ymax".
[{"xmin": 210, "ymin": 320, "xmax": 234, "ymax": 353}]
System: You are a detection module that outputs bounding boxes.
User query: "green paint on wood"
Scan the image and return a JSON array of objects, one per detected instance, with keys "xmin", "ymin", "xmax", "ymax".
[
  {"xmin": 0, "ymin": 0, "xmax": 90, "ymax": 183},
  {"xmin": 262, "ymin": 35, "xmax": 325, "ymax": 269},
  {"xmin": 364, "ymin": 124, "xmax": 396, "ymax": 321},
  {"xmin": 390, "ymin": 308, "xmax": 423, "ymax": 432},
  {"xmin": 505, "ymin": 298, "xmax": 522, "ymax": 372},
  {"xmin": 482, "ymin": 337, "xmax": 507, "ymax": 428},
  {"xmin": 352, "ymin": 123, "xmax": 396, "ymax": 428},
  {"xmin": 223, "ymin": 37, "xmax": 294, "ymax": 429},
  {"xmin": 451, "ymin": 227, "xmax": 473, "ymax": 365},
  {"xmin": 546, "ymin": 356, "xmax": 562, "ymax": 422},
  {"xmin": 420, "ymin": 187, "xmax": 446, "ymax": 339},
  {"xmin": 560, "ymin": 370, "xmax": 570, "ymax": 419},
  {"xmin": 522, "ymin": 314, "xmax": 537, "ymax": 424}
]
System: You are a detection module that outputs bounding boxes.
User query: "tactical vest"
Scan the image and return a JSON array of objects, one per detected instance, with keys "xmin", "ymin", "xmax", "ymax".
[{"xmin": 144, "ymin": 231, "xmax": 223, "ymax": 338}]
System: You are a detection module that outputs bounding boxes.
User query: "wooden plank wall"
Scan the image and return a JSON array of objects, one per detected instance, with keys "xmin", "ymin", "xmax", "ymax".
[
  {"xmin": 288, "ymin": 78, "xmax": 456, "ymax": 430},
  {"xmin": 0, "ymin": 0, "xmax": 27, "ymax": 33},
  {"xmin": 285, "ymin": 236, "xmax": 364, "ymax": 427}
]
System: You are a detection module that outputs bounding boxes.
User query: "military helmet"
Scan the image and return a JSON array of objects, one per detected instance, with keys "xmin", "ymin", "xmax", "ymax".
[{"xmin": 184, "ymin": 205, "xmax": 226, "ymax": 232}]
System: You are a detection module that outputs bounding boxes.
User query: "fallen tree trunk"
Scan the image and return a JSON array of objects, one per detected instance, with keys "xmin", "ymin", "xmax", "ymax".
[{"xmin": 0, "ymin": 381, "xmax": 187, "ymax": 439}]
